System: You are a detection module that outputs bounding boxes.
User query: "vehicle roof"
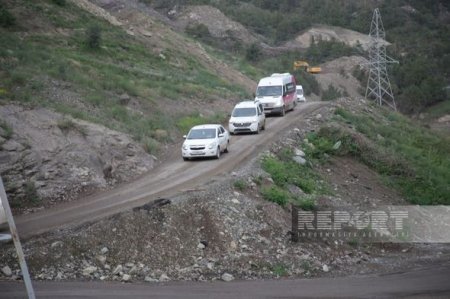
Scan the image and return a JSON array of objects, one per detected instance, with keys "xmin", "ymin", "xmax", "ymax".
[
  {"xmin": 258, "ymin": 74, "xmax": 293, "ymax": 86},
  {"xmin": 234, "ymin": 101, "xmax": 259, "ymax": 108},
  {"xmin": 190, "ymin": 124, "xmax": 221, "ymax": 130}
]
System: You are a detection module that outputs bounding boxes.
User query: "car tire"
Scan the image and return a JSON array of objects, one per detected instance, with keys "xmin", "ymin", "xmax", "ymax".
[
  {"xmin": 183, "ymin": 157, "xmax": 189, "ymax": 161},
  {"xmin": 281, "ymin": 106, "xmax": 286, "ymax": 116},
  {"xmin": 216, "ymin": 147, "xmax": 221, "ymax": 159},
  {"xmin": 224, "ymin": 140, "xmax": 229, "ymax": 153},
  {"xmin": 255, "ymin": 123, "xmax": 260, "ymax": 134},
  {"xmin": 262, "ymin": 120, "xmax": 266, "ymax": 130}
]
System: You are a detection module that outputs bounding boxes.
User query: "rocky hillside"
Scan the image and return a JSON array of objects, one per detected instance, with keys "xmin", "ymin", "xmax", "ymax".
[{"xmin": 0, "ymin": 105, "xmax": 154, "ymax": 211}]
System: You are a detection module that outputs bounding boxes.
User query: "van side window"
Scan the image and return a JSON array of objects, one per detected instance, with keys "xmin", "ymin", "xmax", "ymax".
[{"xmin": 286, "ymin": 83, "xmax": 295, "ymax": 93}]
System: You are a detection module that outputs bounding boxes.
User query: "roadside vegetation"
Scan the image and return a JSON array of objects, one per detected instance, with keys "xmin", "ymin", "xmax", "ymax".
[
  {"xmin": 305, "ymin": 106, "xmax": 450, "ymax": 205},
  {"xmin": 0, "ymin": 0, "xmax": 247, "ymax": 153},
  {"xmin": 260, "ymin": 150, "xmax": 328, "ymax": 208}
]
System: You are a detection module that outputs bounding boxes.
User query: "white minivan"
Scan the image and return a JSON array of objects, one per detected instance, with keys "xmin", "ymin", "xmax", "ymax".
[
  {"xmin": 229, "ymin": 100, "xmax": 266, "ymax": 134},
  {"xmin": 255, "ymin": 73, "xmax": 297, "ymax": 116},
  {"xmin": 296, "ymin": 85, "xmax": 306, "ymax": 102}
]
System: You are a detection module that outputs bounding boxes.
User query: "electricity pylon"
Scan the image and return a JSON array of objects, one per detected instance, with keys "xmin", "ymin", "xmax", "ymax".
[{"xmin": 364, "ymin": 8, "xmax": 398, "ymax": 110}]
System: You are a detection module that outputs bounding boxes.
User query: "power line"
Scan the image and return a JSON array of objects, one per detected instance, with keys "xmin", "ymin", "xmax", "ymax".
[{"xmin": 364, "ymin": 8, "xmax": 398, "ymax": 110}]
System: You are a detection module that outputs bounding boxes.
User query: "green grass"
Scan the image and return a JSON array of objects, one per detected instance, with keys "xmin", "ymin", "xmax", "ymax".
[
  {"xmin": 271, "ymin": 264, "xmax": 288, "ymax": 277},
  {"xmin": 233, "ymin": 179, "xmax": 248, "ymax": 191},
  {"xmin": 0, "ymin": 0, "xmax": 250, "ymax": 153},
  {"xmin": 260, "ymin": 151, "xmax": 329, "ymax": 206},
  {"xmin": 295, "ymin": 197, "xmax": 317, "ymax": 211},
  {"xmin": 261, "ymin": 185, "xmax": 290, "ymax": 206},
  {"xmin": 262, "ymin": 152, "xmax": 327, "ymax": 194},
  {"xmin": 310, "ymin": 106, "xmax": 450, "ymax": 205}
]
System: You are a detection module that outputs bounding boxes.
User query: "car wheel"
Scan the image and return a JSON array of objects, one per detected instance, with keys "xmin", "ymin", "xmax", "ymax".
[
  {"xmin": 224, "ymin": 140, "xmax": 229, "ymax": 153},
  {"xmin": 262, "ymin": 120, "xmax": 266, "ymax": 130},
  {"xmin": 281, "ymin": 106, "xmax": 286, "ymax": 116},
  {"xmin": 183, "ymin": 157, "xmax": 189, "ymax": 161},
  {"xmin": 216, "ymin": 146, "xmax": 221, "ymax": 159},
  {"xmin": 255, "ymin": 123, "xmax": 260, "ymax": 134}
]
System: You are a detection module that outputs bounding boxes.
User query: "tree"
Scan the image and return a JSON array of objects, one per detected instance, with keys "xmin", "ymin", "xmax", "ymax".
[{"xmin": 245, "ymin": 43, "xmax": 262, "ymax": 62}]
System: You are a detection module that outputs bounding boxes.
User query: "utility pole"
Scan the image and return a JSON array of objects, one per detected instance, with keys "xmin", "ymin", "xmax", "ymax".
[{"xmin": 364, "ymin": 8, "xmax": 398, "ymax": 110}]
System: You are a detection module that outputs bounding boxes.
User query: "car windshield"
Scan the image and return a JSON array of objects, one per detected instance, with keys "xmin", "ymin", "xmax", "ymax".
[
  {"xmin": 187, "ymin": 128, "xmax": 217, "ymax": 140},
  {"xmin": 296, "ymin": 88, "xmax": 303, "ymax": 96},
  {"xmin": 232, "ymin": 107, "xmax": 257, "ymax": 117},
  {"xmin": 256, "ymin": 86, "xmax": 282, "ymax": 97}
]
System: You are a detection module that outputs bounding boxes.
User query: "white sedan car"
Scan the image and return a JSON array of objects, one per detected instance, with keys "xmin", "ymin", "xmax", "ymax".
[{"xmin": 182, "ymin": 124, "xmax": 230, "ymax": 160}]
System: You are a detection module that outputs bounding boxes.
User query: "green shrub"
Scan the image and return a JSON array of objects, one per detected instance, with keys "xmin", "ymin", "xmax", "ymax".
[
  {"xmin": 185, "ymin": 23, "xmax": 212, "ymax": 43},
  {"xmin": 294, "ymin": 71, "xmax": 320, "ymax": 96},
  {"xmin": 0, "ymin": 5, "xmax": 15, "ymax": 28},
  {"xmin": 0, "ymin": 120, "xmax": 13, "ymax": 139},
  {"xmin": 86, "ymin": 25, "xmax": 102, "ymax": 49},
  {"xmin": 296, "ymin": 197, "xmax": 316, "ymax": 211},
  {"xmin": 322, "ymin": 84, "xmax": 343, "ymax": 101},
  {"xmin": 261, "ymin": 186, "xmax": 289, "ymax": 206},
  {"xmin": 271, "ymin": 264, "xmax": 288, "ymax": 277},
  {"xmin": 24, "ymin": 181, "xmax": 40, "ymax": 204},
  {"xmin": 245, "ymin": 43, "xmax": 262, "ymax": 62},
  {"xmin": 51, "ymin": 0, "xmax": 66, "ymax": 6},
  {"xmin": 233, "ymin": 179, "xmax": 247, "ymax": 191},
  {"xmin": 142, "ymin": 136, "xmax": 160, "ymax": 154}
]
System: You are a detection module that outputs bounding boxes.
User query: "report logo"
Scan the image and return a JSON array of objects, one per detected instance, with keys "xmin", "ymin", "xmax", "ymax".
[{"xmin": 291, "ymin": 206, "xmax": 450, "ymax": 243}]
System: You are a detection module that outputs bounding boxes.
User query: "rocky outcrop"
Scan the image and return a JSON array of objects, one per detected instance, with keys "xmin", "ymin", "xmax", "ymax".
[{"xmin": 0, "ymin": 105, "xmax": 154, "ymax": 210}]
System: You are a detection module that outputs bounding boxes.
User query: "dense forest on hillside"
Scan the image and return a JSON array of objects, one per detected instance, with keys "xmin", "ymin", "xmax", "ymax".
[{"xmin": 146, "ymin": 0, "xmax": 450, "ymax": 113}]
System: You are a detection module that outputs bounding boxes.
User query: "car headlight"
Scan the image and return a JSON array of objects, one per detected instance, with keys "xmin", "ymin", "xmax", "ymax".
[
  {"xmin": 182, "ymin": 144, "xmax": 188, "ymax": 150},
  {"xmin": 208, "ymin": 142, "xmax": 217, "ymax": 149}
]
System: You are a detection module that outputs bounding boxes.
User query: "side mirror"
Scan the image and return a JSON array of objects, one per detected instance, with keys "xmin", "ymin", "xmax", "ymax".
[
  {"xmin": 218, "ymin": 133, "xmax": 224, "ymax": 137},
  {"xmin": 183, "ymin": 135, "xmax": 187, "ymax": 139}
]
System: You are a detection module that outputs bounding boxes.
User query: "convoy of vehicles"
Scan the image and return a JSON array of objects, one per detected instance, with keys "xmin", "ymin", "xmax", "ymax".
[
  {"xmin": 255, "ymin": 73, "xmax": 297, "ymax": 116},
  {"xmin": 182, "ymin": 73, "xmax": 305, "ymax": 161},
  {"xmin": 228, "ymin": 100, "xmax": 265, "ymax": 135},
  {"xmin": 181, "ymin": 124, "xmax": 230, "ymax": 160}
]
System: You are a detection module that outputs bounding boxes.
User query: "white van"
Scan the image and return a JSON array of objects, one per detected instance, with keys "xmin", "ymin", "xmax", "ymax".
[
  {"xmin": 296, "ymin": 85, "xmax": 306, "ymax": 102},
  {"xmin": 228, "ymin": 100, "xmax": 266, "ymax": 134},
  {"xmin": 255, "ymin": 73, "xmax": 297, "ymax": 116}
]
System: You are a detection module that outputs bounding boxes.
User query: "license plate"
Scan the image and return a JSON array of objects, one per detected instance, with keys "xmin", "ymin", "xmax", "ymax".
[{"xmin": 191, "ymin": 150, "xmax": 205, "ymax": 156}]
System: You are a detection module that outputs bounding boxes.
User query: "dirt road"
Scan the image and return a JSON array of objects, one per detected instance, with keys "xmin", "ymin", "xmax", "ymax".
[
  {"xmin": 2, "ymin": 262, "xmax": 450, "ymax": 298},
  {"xmin": 14, "ymin": 102, "xmax": 326, "ymax": 239}
]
